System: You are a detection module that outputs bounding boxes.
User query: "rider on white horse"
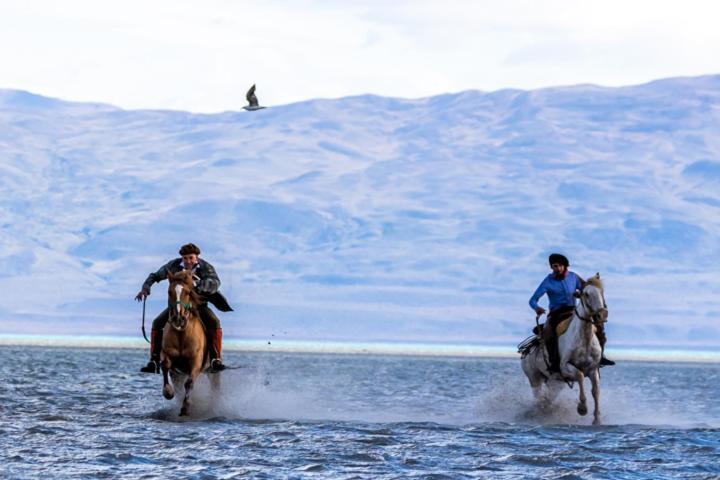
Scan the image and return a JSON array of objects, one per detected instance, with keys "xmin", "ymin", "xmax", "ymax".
[{"xmin": 529, "ymin": 253, "xmax": 614, "ymax": 370}]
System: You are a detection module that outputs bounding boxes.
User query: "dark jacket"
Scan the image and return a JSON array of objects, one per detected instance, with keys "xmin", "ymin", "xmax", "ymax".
[{"xmin": 141, "ymin": 258, "xmax": 233, "ymax": 312}]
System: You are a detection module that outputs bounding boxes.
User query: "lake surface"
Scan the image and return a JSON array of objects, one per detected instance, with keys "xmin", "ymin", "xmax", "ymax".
[{"xmin": 1, "ymin": 346, "xmax": 718, "ymax": 478}]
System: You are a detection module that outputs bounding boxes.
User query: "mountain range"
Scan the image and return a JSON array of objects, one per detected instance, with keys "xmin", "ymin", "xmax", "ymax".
[{"xmin": 1, "ymin": 75, "xmax": 719, "ymax": 347}]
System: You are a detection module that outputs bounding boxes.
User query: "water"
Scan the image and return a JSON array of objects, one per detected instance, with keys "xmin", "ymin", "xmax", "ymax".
[{"xmin": 1, "ymin": 346, "xmax": 718, "ymax": 479}]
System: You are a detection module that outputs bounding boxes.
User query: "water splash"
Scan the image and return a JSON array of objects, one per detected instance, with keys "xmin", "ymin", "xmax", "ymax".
[{"xmin": 473, "ymin": 374, "xmax": 720, "ymax": 428}]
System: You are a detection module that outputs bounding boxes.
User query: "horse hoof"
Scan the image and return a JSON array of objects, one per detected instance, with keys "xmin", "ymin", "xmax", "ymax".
[
  {"xmin": 592, "ymin": 417, "xmax": 602, "ymax": 426},
  {"xmin": 163, "ymin": 386, "xmax": 174, "ymax": 400},
  {"xmin": 577, "ymin": 403, "xmax": 588, "ymax": 416},
  {"xmin": 179, "ymin": 407, "xmax": 188, "ymax": 417}
]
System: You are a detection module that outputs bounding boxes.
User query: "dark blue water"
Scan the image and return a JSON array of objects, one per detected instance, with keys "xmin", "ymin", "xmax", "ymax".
[{"xmin": 1, "ymin": 346, "xmax": 718, "ymax": 479}]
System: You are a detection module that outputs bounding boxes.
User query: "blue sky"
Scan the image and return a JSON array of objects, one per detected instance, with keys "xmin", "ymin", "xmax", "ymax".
[{"xmin": 1, "ymin": 1, "xmax": 720, "ymax": 112}]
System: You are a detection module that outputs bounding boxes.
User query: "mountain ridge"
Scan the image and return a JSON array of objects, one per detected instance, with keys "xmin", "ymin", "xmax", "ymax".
[{"xmin": 1, "ymin": 75, "xmax": 719, "ymax": 347}]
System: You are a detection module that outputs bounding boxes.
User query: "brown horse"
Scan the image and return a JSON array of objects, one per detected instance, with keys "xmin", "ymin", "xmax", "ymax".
[{"xmin": 161, "ymin": 269, "xmax": 211, "ymax": 416}]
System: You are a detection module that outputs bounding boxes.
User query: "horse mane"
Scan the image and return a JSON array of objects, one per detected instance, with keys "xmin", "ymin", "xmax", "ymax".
[{"xmin": 584, "ymin": 275, "xmax": 604, "ymax": 290}]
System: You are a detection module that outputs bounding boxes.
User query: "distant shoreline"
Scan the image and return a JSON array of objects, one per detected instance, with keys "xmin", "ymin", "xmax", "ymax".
[{"xmin": 1, "ymin": 334, "xmax": 718, "ymax": 363}]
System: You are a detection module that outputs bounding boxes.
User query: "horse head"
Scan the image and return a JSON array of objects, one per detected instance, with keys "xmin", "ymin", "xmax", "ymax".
[
  {"xmin": 578, "ymin": 273, "xmax": 608, "ymax": 324},
  {"xmin": 167, "ymin": 269, "xmax": 199, "ymax": 331}
]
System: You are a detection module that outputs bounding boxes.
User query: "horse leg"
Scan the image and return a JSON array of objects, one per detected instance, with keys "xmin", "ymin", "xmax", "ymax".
[
  {"xmin": 161, "ymin": 359, "xmax": 174, "ymax": 400},
  {"xmin": 522, "ymin": 352, "xmax": 547, "ymax": 404},
  {"xmin": 179, "ymin": 378, "xmax": 192, "ymax": 417},
  {"xmin": 179, "ymin": 373, "xmax": 195, "ymax": 417},
  {"xmin": 590, "ymin": 369, "xmax": 601, "ymax": 425},
  {"xmin": 179, "ymin": 358, "xmax": 203, "ymax": 417},
  {"xmin": 525, "ymin": 375, "xmax": 544, "ymax": 407},
  {"xmin": 575, "ymin": 370, "xmax": 588, "ymax": 416}
]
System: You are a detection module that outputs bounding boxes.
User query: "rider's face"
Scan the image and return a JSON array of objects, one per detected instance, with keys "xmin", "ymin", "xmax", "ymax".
[
  {"xmin": 182, "ymin": 253, "xmax": 199, "ymax": 269},
  {"xmin": 550, "ymin": 263, "xmax": 566, "ymax": 276}
]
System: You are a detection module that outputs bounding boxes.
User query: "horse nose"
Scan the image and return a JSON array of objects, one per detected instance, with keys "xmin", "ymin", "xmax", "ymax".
[{"xmin": 599, "ymin": 308, "xmax": 608, "ymax": 321}]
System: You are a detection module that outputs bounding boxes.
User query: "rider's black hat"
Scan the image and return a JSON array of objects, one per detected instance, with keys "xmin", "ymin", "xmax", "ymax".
[
  {"xmin": 179, "ymin": 243, "xmax": 201, "ymax": 256},
  {"xmin": 548, "ymin": 253, "xmax": 569, "ymax": 267}
]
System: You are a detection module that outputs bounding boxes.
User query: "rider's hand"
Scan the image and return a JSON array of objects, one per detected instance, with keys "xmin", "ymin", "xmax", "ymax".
[
  {"xmin": 534, "ymin": 307, "xmax": 546, "ymax": 316},
  {"xmin": 197, "ymin": 278, "xmax": 218, "ymax": 295},
  {"xmin": 135, "ymin": 289, "xmax": 149, "ymax": 301}
]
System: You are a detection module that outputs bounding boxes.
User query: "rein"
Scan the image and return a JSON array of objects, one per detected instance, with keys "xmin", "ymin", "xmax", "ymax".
[{"xmin": 141, "ymin": 296, "xmax": 150, "ymax": 343}]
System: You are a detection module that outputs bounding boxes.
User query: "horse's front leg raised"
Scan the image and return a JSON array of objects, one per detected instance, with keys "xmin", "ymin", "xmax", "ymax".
[
  {"xmin": 179, "ymin": 357, "xmax": 203, "ymax": 417},
  {"xmin": 590, "ymin": 369, "xmax": 601, "ymax": 425},
  {"xmin": 161, "ymin": 358, "xmax": 175, "ymax": 400}
]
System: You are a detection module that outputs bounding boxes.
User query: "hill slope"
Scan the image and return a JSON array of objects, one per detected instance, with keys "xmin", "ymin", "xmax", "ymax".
[{"xmin": 1, "ymin": 76, "xmax": 719, "ymax": 346}]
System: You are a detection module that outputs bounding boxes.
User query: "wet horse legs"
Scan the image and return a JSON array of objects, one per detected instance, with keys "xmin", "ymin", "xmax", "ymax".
[
  {"xmin": 575, "ymin": 370, "xmax": 588, "ymax": 417},
  {"xmin": 590, "ymin": 369, "xmax": 601, "ymax": 425},
  {"xmin": 161, "ymin": 360, "xmax": 174, "ymax": 400},
  {"xmin": 179, "ymin": 356, "xmax": 204, "ymax": 416}
]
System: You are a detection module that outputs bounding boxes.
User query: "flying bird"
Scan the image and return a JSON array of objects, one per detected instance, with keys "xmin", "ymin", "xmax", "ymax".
[{"xmin": 243, "ymin": 84, "xmax": 266, "ymax": 111}]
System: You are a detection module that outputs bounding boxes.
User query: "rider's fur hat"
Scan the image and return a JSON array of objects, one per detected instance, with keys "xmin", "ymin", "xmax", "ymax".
[
  {"xmin": 548, "ymin": 253, "xmax": 569, "ymax": 267},
  {"xmin": 179, "ymin": 243, "xmax": 201, "ymax": 256}
]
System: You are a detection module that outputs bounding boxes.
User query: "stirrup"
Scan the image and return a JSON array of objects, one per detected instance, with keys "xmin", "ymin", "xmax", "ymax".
[
  {"xmin": 140, "ymin": 360, "xmax": 160, "ymax": 374},
  {"xmin": 210, "ymin": 358, "xmax": 226, "ymax": 372}
]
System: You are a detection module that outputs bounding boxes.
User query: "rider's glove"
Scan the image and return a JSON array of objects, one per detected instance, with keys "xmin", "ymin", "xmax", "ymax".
[{"xmin": 197, "ymin": 278, "xmax": 219, "ymax": 295}]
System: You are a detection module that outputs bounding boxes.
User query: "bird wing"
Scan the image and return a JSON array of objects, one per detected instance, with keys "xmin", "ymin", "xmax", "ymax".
[{"xmin": 246, "ymin": 84, "xmax": 257, "ymax": 105}]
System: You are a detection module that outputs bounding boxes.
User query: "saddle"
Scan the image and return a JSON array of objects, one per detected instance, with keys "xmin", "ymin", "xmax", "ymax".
[
  {"xmin": 517, "ymin": 334, "xmax": 540, "ymax": 358},
  {"xmin": 554, "ymin": 318, "xmax": 572, "ymax": 337},
  {"xmin": 529, "ymin": 312, "xmax": 573, "ymax": 337},
  {"xmin": 548, "ymin": 308, "xmax": 575, "ymax": 337}
]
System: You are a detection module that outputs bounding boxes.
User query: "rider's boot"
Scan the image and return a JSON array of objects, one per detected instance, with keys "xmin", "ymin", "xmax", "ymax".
[
  {"xmin": 208, "ymin": 328, "xmax": 226, "ymax": 372},
  {"xmin": 548, "ymin": 338, "xmax": 561, "ymax": 372},
  {"xmin": 595, "ymin": 323, "xmax": 615, "ymax": 367},
  {"xmin": 541, "ymin": 321, "xmax": 560, "ymax": 372},
  {"xmin": 140, "ymin": 328, "xmax": 162, "ymax": 373},
  {"xmin": 600, "ymin": 351, "xmax": 615, "ymax": 367}
]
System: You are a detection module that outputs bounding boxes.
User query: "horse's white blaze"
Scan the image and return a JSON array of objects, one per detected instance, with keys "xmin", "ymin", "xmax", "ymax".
[{"xmin": 175, "ymin": 284, "xmax": 183, "ymax": 313}]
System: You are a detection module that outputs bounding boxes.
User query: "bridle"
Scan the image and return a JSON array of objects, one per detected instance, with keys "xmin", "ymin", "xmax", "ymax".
[
  {"xmin": 575, "ymin": 285, "xmax": 608, "ymax": 325},
  {"xmin": 168, "ymin": 280, "xmax": 195, "ymax": 330}
]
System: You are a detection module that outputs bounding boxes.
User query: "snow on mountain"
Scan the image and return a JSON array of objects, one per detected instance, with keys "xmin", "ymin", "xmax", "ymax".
[{"xmin": 1, "ymin": 76, "xmax": 719, "ymax": 347}]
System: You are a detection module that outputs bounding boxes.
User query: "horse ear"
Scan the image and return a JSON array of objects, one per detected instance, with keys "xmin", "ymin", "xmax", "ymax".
[{"xmin": 595, "ymin": 272, "xmax": 600, "ymax": 279}]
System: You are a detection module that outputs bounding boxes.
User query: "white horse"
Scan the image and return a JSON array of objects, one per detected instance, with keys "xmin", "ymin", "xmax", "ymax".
[{"xmin": 521, "ymin": 274, "xmax": 608, "ymax": 425}]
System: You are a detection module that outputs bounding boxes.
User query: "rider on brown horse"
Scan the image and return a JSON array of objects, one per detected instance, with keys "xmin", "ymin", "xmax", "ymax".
[
  {"xmin": 135, "ymin": 243, "xmax": 233, "ymax": 373},
  {"xmin": 529, "ymin": 253, "xmax": 614, "ymax": 371}
]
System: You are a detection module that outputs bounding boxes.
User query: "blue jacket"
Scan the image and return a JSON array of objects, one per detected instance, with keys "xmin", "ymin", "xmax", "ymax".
[{"xmin": 529, "ymin": 271, "xmax": 583, "ymax": 312}]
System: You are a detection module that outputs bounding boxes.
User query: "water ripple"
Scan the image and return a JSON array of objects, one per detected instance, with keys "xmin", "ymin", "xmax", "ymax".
[{"xmin": 1, "ymin": 346, "xmax": 719, "ymax": 478}]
